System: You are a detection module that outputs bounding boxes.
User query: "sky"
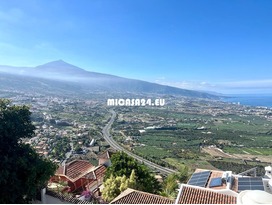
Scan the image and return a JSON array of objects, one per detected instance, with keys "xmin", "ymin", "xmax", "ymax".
[{"xmin": 0, "ymin": 0, "xmax": 272, "ymax": 94}]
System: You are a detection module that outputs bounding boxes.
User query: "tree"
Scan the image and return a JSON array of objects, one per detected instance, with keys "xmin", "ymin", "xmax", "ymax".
[
  {"xmin": 102, "ymin": 175, "xmax": 127, "ymax": 202},
  {"xmin": 102, "ymin": 171, "xmax": 136, "ymax": 202},
  {"xmin": 104, "ymin": 151, "xmax": 162, "ymax": 194},
  {"xmin": 0, "ymin": 99, "xmax": 57, "ymax": 203},
  {"xmin": 120, "ymin": 175, "xmax": 128, "ymax": 192},
  {"xmin": 128, "ymin": 169, "xmax": 136, "ymax": 189},
  {"xmin": 160, "ymin": 174, "xmax": 179, "ymax": 199},
  {"xmin": 176, "ymin": 165, "xmax": 189, "ymax": 183},
  {"xmin": 161, "ymin": 165, "xmax": 189, "ymax": 199}
]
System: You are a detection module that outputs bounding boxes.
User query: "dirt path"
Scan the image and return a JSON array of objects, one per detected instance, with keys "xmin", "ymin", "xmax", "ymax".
[
  {"xmin": 202, "ymin": 146, "xmax": 237, "ymax": 158},
  {"xmin": 202, "ymin": 146, "xmax": 272, "ymax": 163}
]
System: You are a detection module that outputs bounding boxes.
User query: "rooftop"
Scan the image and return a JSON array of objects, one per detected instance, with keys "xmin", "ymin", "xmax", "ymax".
[
  {"xmin": 176, "ymin": 185, "xmax": 237, "ymax": 204},
  {"xmin": 110, "ymin": 188, "xmax": 174, "ymax": 204},
  {"xmin": 93, "ymin": 165, "xmax": 107, "ymax": 181},
  {"xmin": 179, "ymin": 167, "xmax": 272, "ymax": 204},
  {"xmin": 56, "ymin": 160, "xmax": 95, "ymax": 182},
  {"xmin": 191, "ymin": 169, "xmax": 239, "ymax": 192},
  {"xmin": 85, "ymin": 165, "xmax": 107, "ymax": 191}
]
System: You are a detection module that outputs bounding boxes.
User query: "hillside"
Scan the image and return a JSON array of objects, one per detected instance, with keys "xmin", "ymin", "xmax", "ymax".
[{"xmin": 0, "ymin": 60, "xmax": 218, "ymax": 99}]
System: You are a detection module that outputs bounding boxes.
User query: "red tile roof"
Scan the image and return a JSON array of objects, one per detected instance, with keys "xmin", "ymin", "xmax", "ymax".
[
  {"xmin": 177, "ymin": 185, "xmax": 237, "ymax": 204},
  {"xmin": 83, "ymin": 171, "xmax": 96, "ymax": 180},
  {"xmin": 55, "ymin": 160, "xmax": 94, "ymax": 182},
  {"xmin": 110, "ymin": 188, "xmax": 174, "ymax": 204},
  {"xmin": 82, "ymin": 165, "xmax": 106, "ymax": 180},
  {"xmin": 94, "ymin": 165, "xmax": 107, "ymax": 181},
  {"xmin": 85, "ymin": 165, "xmax": 107, "ymax": 191}
]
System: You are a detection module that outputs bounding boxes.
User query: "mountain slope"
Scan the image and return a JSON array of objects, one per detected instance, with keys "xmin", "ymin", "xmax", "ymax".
[
  {"xmin": 0, "ymin": 60, "xmax": 218, "ymax": 99},
  {"xmin": 35, "ymin": 60, "xmax": 86, "ymax": 74}
]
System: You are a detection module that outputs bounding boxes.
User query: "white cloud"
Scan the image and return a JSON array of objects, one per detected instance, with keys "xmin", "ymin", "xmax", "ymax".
[
  {"xmin": 218, "ymin": 79, "xmax": 272, "ymax": 88},
  {"xmin": 155, "ymin": 76, "xmax": 166, "ymax": 81},
  {"xmin": 153, "ymin": 78, "xmax": 272, "ymax": 94},
  {"xmin": 154, "ymin": 79, "xmax": 216, "ymax": 91}
]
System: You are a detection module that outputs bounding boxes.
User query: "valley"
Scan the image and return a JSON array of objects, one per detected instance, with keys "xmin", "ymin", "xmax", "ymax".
[
  {"xmin": 1, "ymin": 61, "xmax": 272, "ymax": 177},
  {"xmin": 2, "ymin": 86, "xmax": 272, "ymax": 177}
]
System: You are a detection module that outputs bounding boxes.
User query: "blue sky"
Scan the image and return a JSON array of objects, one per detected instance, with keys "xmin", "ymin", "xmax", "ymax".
[{"xmin": 0, "ymin": 0, "xmax": 272, "ymax": 94}]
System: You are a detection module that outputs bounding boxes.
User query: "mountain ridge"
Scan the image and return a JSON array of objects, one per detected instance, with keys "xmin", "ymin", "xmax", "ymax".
[
  {"xmin": 0, "ymin": 60, "xmax": 219, "ymax": 99},
  {"xmin": 35, "ymin": 60, "xmax": 86, "ymax": 73}
]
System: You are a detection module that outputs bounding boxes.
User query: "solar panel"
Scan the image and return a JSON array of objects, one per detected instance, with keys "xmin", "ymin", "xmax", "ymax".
[
  {"xmin": 238, "ymin": 177, "xmax": 264, "ymax": 191},
  {"xmin": 187, "ymin": 171, "xmax": 211, "ymax": 187},
  {"xmin": 209, "ymin": 177, "xmax": 222, "ymax": 188}
]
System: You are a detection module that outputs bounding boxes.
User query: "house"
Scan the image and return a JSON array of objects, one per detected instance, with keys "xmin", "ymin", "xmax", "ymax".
[
  {"xmin": 110, "ymin": 188, "xmax": 174, "ymax": 204},
  {"xmin": 49, "ymin": 154, "xmax": 272, "ymax": 204},
  {"xmin": 175, "ymin": 167, "xmax": 272, "ymax": 204},
  {"xmin": 50, "ymin": 160, "xmax": 106, "ymax": 193},
  {"xmin": 110, "ymin": 166, "xmax": 272, "ymax": 204},
  {"xmin": 85, "ymin": 165, "xmax": 107, "ymax": 192},
  {"xmin": 175, "ymin": 185, "xmax": 237, "ymax": 204},
  {"xmin": 50, "ymin": 160, "xmax": 94, "ymax": 192}
]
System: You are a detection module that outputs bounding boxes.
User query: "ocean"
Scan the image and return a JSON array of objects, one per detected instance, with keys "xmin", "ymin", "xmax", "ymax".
[{"xmin": 222, "ymin": 95, "xmax": 272, "ymax": 108}]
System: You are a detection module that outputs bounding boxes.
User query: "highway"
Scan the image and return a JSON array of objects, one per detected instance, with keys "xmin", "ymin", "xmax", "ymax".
[{"xmin": 102, "ymin": 109, "xmax": 177, "ymax": 175}]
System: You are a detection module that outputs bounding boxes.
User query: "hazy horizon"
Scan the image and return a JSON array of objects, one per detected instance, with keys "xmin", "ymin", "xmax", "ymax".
[{"xmin": 1, "ymin": 0, "xmax": 272, "ymax": 94}]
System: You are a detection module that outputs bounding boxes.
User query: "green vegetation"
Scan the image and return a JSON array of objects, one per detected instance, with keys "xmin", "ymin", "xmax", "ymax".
[
  {"xmin": 50, "ymin": 137, "xmax": 71, "ymax": 159},
  {"xmin": 0, "ymin": 99, "xmax": 57, "ymax": 203},
  {"xmin": 208, "ymin": 160, "xmax": 266, "ymax": 176},
  {"xmin": 134, "ymin": 146, "xmax": 174, "ymax": 159},
  {"xmin": 160, "ymin": 166, "xmax": 189, "ymax": 199},
  {"xmin": 160, "ymin": 174, "xmax": 179, "ymax": 199},
  {"xmin": 102, "ymin": 170, "xmax": 136, "ymax": 202},
  {"xmin": 112, "ymin": 102, "xmax": 272, "ymax": 171},
  {"xmin": 2, "ymin": 91, "xmax": 271, "ymax": 203},
  {"xmin": 104, "ymin": 152, "xmax": 162, "ymax": 194}
]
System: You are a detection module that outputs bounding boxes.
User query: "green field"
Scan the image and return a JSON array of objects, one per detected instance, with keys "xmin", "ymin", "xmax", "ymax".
[
  {"xmin": 113, "ymin": 99, "xmax": 272, "ymax": 171},
  {"xmin": 134, "ymin": 146, "xmax": 174, "ymax": 159}
]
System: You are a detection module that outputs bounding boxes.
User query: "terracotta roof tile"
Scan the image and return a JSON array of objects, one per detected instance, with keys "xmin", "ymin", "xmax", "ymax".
[
  {"xmin": 84, "ymin": 166, "xmax": 107, "ymax": 191},
  {"xmin": 177, "ymin": 186, "xmax": 237, "ymax": 204},
  {"xmin": 55, "ymin": 160, "xmax": 94, "ymax": 182},
  {"xmin": 83, "ymin": 171, "xmax": 96, "ymax": 180},
  {"xmin": 110, "ymin": 188, "xmax": 174, "ymax": 204},
  {"xmin": 94, "ymin": 165, "xmax": 107, "ymax": 181},
  {"xmin": 82, "ymin": 165, "xmax": 106, "ymax": 181}
]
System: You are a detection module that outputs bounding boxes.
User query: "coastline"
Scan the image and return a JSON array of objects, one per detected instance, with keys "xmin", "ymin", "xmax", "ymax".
[{"xmin": 221, "ymin": 95, "xmax": 272, "ymax": 108}]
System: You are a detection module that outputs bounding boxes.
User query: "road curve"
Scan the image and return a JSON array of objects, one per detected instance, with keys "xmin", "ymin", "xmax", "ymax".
[{"xmin": 102, "ymin": 109, "xmax": 177, "ymax": 175}]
